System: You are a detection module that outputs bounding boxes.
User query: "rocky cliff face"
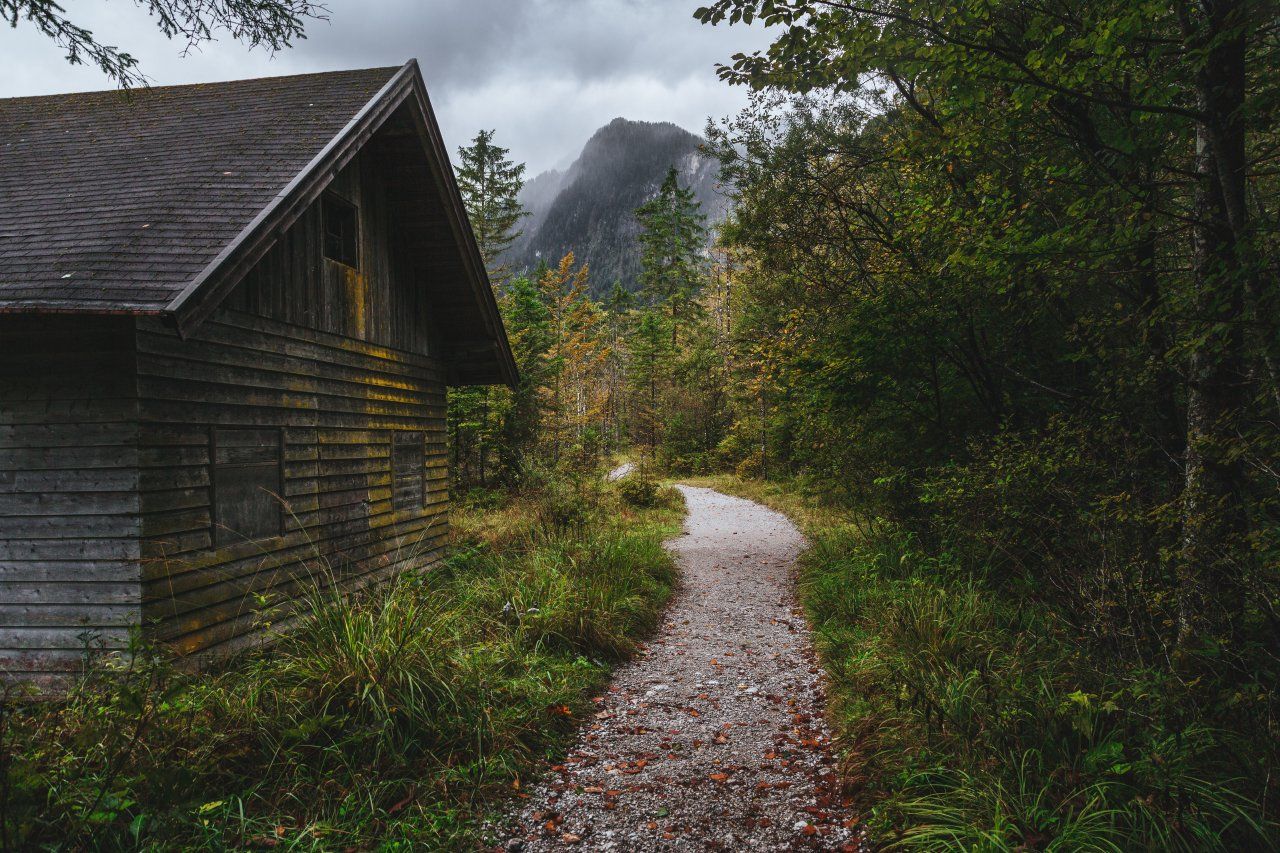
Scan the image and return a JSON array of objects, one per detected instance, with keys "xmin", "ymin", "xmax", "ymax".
[{"xmin": 509, "ymin": 118, "xmax": 728, "ymax": 295}]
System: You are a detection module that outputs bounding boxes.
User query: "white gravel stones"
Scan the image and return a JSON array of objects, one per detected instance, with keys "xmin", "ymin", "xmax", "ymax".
[
  {"xmin": 499, "ymin": 486, "xmax": 862, "ymax": 851},
  {"xmin": 606, "ymin": 462, "xmax": 636, "ymax": 482}
]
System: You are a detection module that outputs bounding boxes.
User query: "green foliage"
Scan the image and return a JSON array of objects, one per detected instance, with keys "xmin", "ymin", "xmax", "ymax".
[
  {"xmin": 450, "ymin": 130, "xmax": 530, "ymax": 490},
  {"xmin": 624, "ymin": 309, "xmax": 674, "ymax": 454},
  {"xmin": 636, "ymin": 166, "xmax": 708, "ymax": 346},
  {"xmin": 494, "ymin": 272, "xmax": 555, "ymax": 482},
  {"xmin": 615, "ymin": 474, "xmax": 659, "ymax": 508},
  {"xmin": 535, "ymin": 474, "xmax": 598, "ymax": 536},
  {"xmin": 6, "ymin": 0, "xmax": 321, "ymax": 88},
  {"xmin": 455, "ymin": 128, "xmax": 527, "ymax": 285},
  {"xmin": 798, "ymin": 522, "xmax": 1277, "ymax": 851},
  {"xmin": 681, "ymin": 0, "xmax": 1280, "ymax": 841},
  {"xmin": 2, "ymin": 474, "xmax": 682, "ymax": 850}
]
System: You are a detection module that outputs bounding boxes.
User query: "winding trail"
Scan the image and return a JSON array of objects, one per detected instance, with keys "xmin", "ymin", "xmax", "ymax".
[{"xmin": 502, "ymin": 486, "xmax": 859, "ymax": 851}]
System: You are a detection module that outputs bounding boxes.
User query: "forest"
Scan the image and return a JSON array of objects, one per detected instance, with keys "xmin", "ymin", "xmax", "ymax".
[{"xmin": 447, "ymin": 0, "xmax": 1280, "ymax": 847}]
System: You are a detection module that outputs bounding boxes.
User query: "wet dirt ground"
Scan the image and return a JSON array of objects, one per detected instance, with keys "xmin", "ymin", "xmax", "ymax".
[{"xmin": 499, "ymin": 485, "xmax": 861, "ymax": 851}]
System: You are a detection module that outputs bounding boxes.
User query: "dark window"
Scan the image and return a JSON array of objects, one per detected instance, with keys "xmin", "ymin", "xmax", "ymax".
[
  {"xmin": 211, "ymin": 428, "xmax": 283, "ymax": 547},
  {"xmin": 322, "ymin": 192, "xmax": 359, "ymax": 268},
  {"xmin": 391, "ymin": 432, "xmax": 425, "ymax": 510}
]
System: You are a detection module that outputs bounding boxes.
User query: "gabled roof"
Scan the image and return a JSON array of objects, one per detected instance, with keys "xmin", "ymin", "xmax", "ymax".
[{"xmin": 0, "ymin": 61, "xmax": 515, "ymax": 386}]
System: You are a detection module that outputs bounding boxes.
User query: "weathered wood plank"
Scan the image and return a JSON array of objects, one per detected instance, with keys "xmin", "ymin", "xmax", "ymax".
[
  {"xmin": 0, "ymin": 627, "xmax": 132, "ymax": 650},
  {"xmin": 151, "ymin": 536, "xmax": 447, "ymax": 649},
  {"xmin": 0, "ymin": 560, "xmax": 139, "ymax": 583},
  {"xmin": 0, "ymin": 582, "xmax": 140, "ymax": 605},
  {"xmin": 0, "ymin": 604, "xmax": 139, "ymax": 628}
]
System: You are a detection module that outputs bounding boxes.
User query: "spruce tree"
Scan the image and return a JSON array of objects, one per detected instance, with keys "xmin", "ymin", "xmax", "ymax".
[
  {"xmin": 455, "ymin": 129, "xmax": 528, "ymax": 286},
  {"xmin": 626, "ymin": 311, "xmax": 674, "ymax": 457},
  {"xmin": 635, "ymin": 167, "xmax": 708, "ymax": 346},
  {"xmin": 451, "ymin": 129, "xmax": 527, "ymax": 486},
  {"xmin": 496, "ymin": 275, "xmax": 553, "ymax": 479}
]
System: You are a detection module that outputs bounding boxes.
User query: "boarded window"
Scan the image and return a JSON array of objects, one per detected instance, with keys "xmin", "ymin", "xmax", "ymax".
[
  {"xmin": 211, "ymin": 428, "xmax": 283, "ymax": 547},
  {"xmin": 322, "ymin": 192, "xmax": 359, "ymax": 268},
  {"xmin": 391, "ymin": 431, "xmax": 425, "ymax": 510}
]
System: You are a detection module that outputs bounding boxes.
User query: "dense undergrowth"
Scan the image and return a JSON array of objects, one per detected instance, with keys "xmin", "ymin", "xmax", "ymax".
[
  {"xmin": 2, "ymin": 469, "xmax": 682, "ymax": 850},
  {"xmin": 686, "ymin": 474, "xmax": 1277, "ymax": 851}
]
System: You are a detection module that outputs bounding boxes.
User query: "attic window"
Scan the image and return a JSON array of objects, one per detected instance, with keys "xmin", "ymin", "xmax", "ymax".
[{"xmin": 322, "ymin": 192, "xmax": 359, "ymax": 268}]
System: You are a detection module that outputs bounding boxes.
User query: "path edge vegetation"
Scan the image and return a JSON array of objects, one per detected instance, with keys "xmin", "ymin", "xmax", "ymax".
[
  {"xmin": 683, "ymin": 474, "xmax": 1278, "ymax": 851},
  {"xmin": 2, "ymin": 470, "xmax": 686, "ymax": 849}
]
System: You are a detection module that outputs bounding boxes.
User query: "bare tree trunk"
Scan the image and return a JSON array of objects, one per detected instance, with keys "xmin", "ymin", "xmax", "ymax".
[
  {"xmin": 1178, "ymin": 0, "xmax": 1250, "ymax": 647},
  {"xmin": 759, "ymin": 387, "xmax": 768, "ymax": 480},
  {"xmin": 478, "ymin": 390, "xmax": 488, "ymax": 487}
]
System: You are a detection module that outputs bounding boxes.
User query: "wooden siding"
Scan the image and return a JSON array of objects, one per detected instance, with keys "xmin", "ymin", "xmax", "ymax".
[
  {"xmin": 135, "ymin": 150, "xmax": 449, "ymax": 659},
  {"xmin": 0, "ymin": 317, "xmax": 141, "ymax": 688},
  {"xmin": 225, "ymin": 146, "xmax": 437, "ymax": 353}
]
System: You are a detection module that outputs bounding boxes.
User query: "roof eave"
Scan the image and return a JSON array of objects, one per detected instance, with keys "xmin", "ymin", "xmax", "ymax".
[{"xmin": 400, "ymin": 72, "xmax": 518, "ymax": 389}]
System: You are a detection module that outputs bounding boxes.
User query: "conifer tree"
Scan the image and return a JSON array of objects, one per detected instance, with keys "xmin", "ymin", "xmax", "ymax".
[
  {"xmin": 456, "ymin": 129, "xmax": 528, "ymax": 286},
  {"xmin": 451, "ymin": 129, "xmax": 527, "ymax": 486},
  {"xmin": 495, "ymin": 274, "xmax": 553, "ymax": 479},
  {"xmin": 635, "ymin": 167, "xmax": 708, "ymax": 346},
  {"xmin": 626, "ymin": 311, "xmax": 674, "ymax": 457}
]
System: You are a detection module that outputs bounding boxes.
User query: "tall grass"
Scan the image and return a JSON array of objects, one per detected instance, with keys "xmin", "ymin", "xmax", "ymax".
[
  {"xmin": 1, "ymin": 473, "xmax": 684, "ymax": 850},
  {"xmin": 690, "ymin": 475, "xmax": 1276, "ymax": 851},
  {"xmin": 808, "ymin": 524, "xmax": 1275, "ymax": 850}
]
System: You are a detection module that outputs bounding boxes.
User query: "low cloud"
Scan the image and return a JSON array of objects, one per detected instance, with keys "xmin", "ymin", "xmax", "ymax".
[{"xmin": 0, "ymin": 0, "xmax": 772, "ymax": 172}]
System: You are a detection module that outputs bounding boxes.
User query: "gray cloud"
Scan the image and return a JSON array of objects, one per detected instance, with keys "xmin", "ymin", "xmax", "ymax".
[{"xmin": 0, "ymin": 0, "xmax": 772, "ymax": 173}]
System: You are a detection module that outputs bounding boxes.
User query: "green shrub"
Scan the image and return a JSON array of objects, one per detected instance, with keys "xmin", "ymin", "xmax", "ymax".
[
  {"xmin": 735, "ymin": 449, "xmax": 765, "ymax": 480},
  {"xmin": 534, "ymin": 475, "xmax": 599, "ymax": 535},
  {"xmin": 797, "ymin": 523, "xmax": 1277, "ymax": 851},
  {"xmin": 461, "ymin": 486, "xmax": 508, "ymax": 511},
  {"xmin": 616, "ymin": 474, "xmax": 660, "ymax": 508}
]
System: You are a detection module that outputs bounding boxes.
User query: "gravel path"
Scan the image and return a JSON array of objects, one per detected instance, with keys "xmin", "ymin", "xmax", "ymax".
[
  {"xmin": 500, "ymin": 485, "xmax": 859, "ymax": 851},
  {"xmin": 605, "ymin": 462, "xmax": 636, "ymax": 482}
]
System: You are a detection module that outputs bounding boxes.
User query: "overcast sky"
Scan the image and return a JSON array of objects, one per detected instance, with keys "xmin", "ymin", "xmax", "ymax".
[{"xmin": 0, "ymin": 0, "xmax": 772, "ymax": 174}]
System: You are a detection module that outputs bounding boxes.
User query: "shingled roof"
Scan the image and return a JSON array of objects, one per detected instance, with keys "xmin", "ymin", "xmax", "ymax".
[{"xmin": 0, "ymin": 61, "xmax": 515, "ymax": 385}]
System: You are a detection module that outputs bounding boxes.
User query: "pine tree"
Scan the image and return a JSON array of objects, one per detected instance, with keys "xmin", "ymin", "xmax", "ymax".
[
  {"xmin": 635, "ymin": 167, "xmax": 708, "ymax": 346},
  {"xmin": 495, "ymin": 274, "xmax": 553, "ymax": 480},
  {"xmin": 450, "ymin": 129, "xmax": 528, "ymax": 487},
  {"xmin": 626, "ymin": 310, "xmax": 674, "ymax": 458},
  {"xmin": 456, "ymin": 129, "xmax": 527, "ymax": 286}
]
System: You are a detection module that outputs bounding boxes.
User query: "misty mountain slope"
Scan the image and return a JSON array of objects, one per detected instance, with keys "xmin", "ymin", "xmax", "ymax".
[
  {"xmin": 510, "ymin": 118, "xmax": 728, "ymax": 294},
  {"xmin": 516, "ymin": 167, "xmax": 567, "ymax": 244}
]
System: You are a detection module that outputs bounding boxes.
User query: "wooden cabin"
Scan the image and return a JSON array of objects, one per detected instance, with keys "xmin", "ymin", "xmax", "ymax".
[{"xmin": 0, "ymin": 61, "xmax": 516, "ymax": 690}]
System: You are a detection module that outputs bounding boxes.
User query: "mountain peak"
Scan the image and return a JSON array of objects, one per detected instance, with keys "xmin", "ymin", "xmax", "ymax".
[{"xmin": 512, "ymin": 118, "xmax": 726, "ymax": 293}]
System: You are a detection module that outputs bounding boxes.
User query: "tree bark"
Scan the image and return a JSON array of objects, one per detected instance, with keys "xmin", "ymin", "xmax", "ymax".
[{"xmin": 1178, "ymin": 0, "xmax": 1250, "ymax": 647}]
